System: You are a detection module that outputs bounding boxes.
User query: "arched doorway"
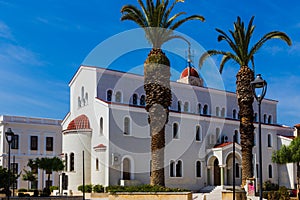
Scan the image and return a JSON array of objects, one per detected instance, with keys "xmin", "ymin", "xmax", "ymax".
[
  {"xmin": 225, "ymin": 152, "xmax": 242, "ymax": 186},
  {"xmin": 214, "ymin": 159, "xmax": 221, "ymax": 186},
  {"xmin": 123, "ymin": 158, "xmax": 131, "ymax": 180}
]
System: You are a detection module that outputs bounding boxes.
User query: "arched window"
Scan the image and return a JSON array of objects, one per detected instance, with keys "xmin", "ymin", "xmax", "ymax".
[
  {"xmin": 235, "ymin": 163, "xmax": 240, "ymax": 178},
  {"xmin": 184, "ymin": 102, "xmax": 189, "ymax": 112},
  {"xmin": 124, "ymin": 117, "xmax": 130, "ymax": 135},
  {"xmin": 233, "ymin": 109, "xmax": 237, "ymax": 119},
  {"xmin": 65, "ymin": 154, "xmax": 68, "ymax": 171},
  {"xmin": 254, "ymin": 113, "xmax": 258, "ymax": 122},
  {"xmin": 100, "ymin": 117, "xmax": 103, "ymax": 135},
  {"xmin": 107, "ymin": 90, "xmax": 112, "ymax": 101},
  {"xmin": 70, "ymin": 153, "xmax": 75, "ymax": 172},
  {"xmin": 85, "ymin": 92, "xmax": 88, "ymax": 105},
  {"xmin": 177, "ymin": 101, "xmax": 182, "ymax": 112},
  {"xmin": 196, "ymin": 161, "xmax": 201, "ymax": 177},
  {"xmin": 221, "ymin": 108, "xmax": 225, "ymax": 117},
  {"xmin": 235, "ymin": 130, "xmax": 240, "ymax": 144},
  {"xmin": 176, "ymin": 160, "xmax": 182, "ymax": 177},
  {"xmin": 96, "ymin": 158, "xmax": 99, "ymax": 171},
  {"xmin": 78, "ymin": 97, "xmax": 81, "ymax": 108},
  {"xmin": 267, "ymin": 134, "xmax": 272, "ymax": 147},
  {"xmin": 216, "ymin": 107, "xmax": 220, "ymax": 117},
  {"xmin": 173, "ymin": 123, "xmax": 179, "ymax": 139},
  {"xmin": 132, "ymin": 94, "xmax": 138, "ymax": 105},
  {"xmin": 268, "ymin": 164, "xmax": 273, "ymax": 178},
  {"xmin": 197, "ymin": 103, "xmax": 202, "ymax": 115},
  {"xmin": 268, "ymin": 115, "xmax": 272, "ymax": 124},
  {"xmin": 140, "ymin": 95, "xmax": 145, "ymax": 106},
  {"xmin": 203, "ymin": 105, "xmax": 208, "ymax": 115},
  {"xmin": 196, "ymin": 125, "xmax": 202, "ymax": 141},
  {"xmin": 263, "ymin": 114, "xmax": 267, "ymax": 123},
  {"xmin": 115, "ymin": 91, "xmax": 122, "ymax": 103},
  {"xmin": 150, "ymin": 160, "xmax": 152, "ymax": 176},
  {"xmin": 170, "ymin": 160, "xmax": 175, "ymax": 177},
  {"xmin": 81, "ymin": 87, "xmax": 84, "ymax": 99}
]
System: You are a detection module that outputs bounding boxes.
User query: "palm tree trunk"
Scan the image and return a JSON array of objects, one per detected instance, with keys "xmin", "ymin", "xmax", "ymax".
[
  {"xmin": 144, "ymin": 48, "xmax": 171, "ymax": 186},
  {"xmin": 236, "ymin": 65, "xmax": 255, "ymax": 187}
]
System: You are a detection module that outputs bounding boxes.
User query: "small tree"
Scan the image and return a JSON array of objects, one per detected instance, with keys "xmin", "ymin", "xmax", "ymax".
[
  {"xmin": 272, "ymin": 136, "xmax": 300, "ymax": 199},
  {"xmin": 0, "ymin": 167, "xmax": 19, "ymax": 196},
  {"xmin": 22, "ymin": 169, "xmax": 37, "ymax": 190},
  {"xmin": 31, "ymin": 157, "xmax": 64, "ymax": 195}
]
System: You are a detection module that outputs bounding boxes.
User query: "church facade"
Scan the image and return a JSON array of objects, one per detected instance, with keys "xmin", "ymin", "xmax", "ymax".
[{"xmin": 61, "ymin": 65, "xmax": 296, "ymax": 193}]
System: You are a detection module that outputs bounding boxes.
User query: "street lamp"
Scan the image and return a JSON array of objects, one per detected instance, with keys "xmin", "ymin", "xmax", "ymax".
[
  {"xmin": 5, "ymin": 128, "xmax": 15, "ymax": 200},
  {"xmin": 251, "ymin": 74, "xmax": 267, "ymax": 200}
]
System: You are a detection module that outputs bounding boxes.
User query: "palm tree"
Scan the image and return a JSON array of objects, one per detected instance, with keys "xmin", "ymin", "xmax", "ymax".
[
  {"xmin": 199, "ymin": 16, "xmax": 291, "ymax": 187},
  {"xmin": 32, "ymin": 157, "xmax": 64, "ymax": 192},
  {"xmin": 22, "ymin": 169, "xmax": 37, "ymax": 190},
  {"xmin": 121, "ymin": 0, "xmax": 204, "ymax": 186}
]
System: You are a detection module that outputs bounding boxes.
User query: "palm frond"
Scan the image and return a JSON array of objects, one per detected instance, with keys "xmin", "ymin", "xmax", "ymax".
[
  {"xmin": 219, "ymin": 53, "xmax": 240, "ymax": 73},
  {"xmin": 169, "ymin": 15, "xmax": 204, "ymax": 30},
  {"xmin": 121, "ymin": 0, "xmax": 205, "ymax": 48},
  {"xmin": 249, "ymin": 31, "xmax": 292, "ymax": 61},
  {"xmin": 199, "ymin": 50, "xmax": 228, "ymax": 68}
]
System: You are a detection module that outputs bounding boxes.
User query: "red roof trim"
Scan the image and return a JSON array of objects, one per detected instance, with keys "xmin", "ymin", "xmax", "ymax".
[
  {"xmin": 93, "ymin": 144, "xmax": 107, "ymax": 149},
  {"xmin": 214, "ymin": 142, "xmax": 233, "ymax": 148}
]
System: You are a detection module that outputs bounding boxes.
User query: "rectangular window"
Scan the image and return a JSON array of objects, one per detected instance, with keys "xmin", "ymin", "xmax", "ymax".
[
  {"xmin": 30, "ymin": 136, "xmax": 38, "ymax": 150},
  {"xmin": 46, "ymin": 137, "xmax": 53, "ymax": 151},
  {"xmin": 31, "ymin": 180, "xmax": 38, "ymax": 190},
  {"xmin": 11, "ymin": 135, "xmax": 19, "ymax": 149},
  {"xmin": 10, "ymin": 163, "xmax": 18, "ymax": 177}
]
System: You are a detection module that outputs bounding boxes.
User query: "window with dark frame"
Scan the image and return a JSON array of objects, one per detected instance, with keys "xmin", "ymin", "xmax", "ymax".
[
  {"xmin": 175, "ymin": 160, "xmax": 182, "ymax": 177},
  {"xmin": 70, "ymin": 153, "xmax": 75, "ymax": 171},
  {"xmin": 196, "ymin": 161, "xmax": 201, "ymax": 177},
  {"xmin": 11, "ymin": 135, "xmax": 19, "ymax": 149},
  {"xmin": 30, "ymin": 136, "xmax": 38, "ymax": 150},
  {"xmin": 170, "ymin": 161, "xmax": 175, "ymax": 177},
  {"xmin": 46, "ymin": 137, "xmax": 53, "ymax": 151}
]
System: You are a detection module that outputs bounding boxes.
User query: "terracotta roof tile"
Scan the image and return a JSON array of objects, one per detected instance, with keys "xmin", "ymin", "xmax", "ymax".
[
  {"xmin": 180, "ymin": 67, "xmax": 199, "ymax": 79},
  {"xmin": 67, "ymin": 114, "xmax": 90, "ymax": 130}
]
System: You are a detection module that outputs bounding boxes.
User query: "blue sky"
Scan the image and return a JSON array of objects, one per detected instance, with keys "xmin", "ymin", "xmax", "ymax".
[{"xmin": 0, "ymin": 0, "xmax": 299, "ymax": 127}]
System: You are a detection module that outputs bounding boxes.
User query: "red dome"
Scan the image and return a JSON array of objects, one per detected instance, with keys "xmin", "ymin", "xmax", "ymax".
[
  {"xmin": 180, "ymin": 67, "xmax": 200, "ymax": 79},
  {"xmin": 67, "ymin": 114, "xmax": 90, "ymax": 130}
]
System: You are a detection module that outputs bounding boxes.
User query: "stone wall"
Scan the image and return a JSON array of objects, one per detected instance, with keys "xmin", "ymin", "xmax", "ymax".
[
  {"xmin": 108, "ymin": 192, "xmax": 192, "ymax": 200},
  {"xmin": 1, "ymin": 196, "xmax": 83, "ymax": 200}
]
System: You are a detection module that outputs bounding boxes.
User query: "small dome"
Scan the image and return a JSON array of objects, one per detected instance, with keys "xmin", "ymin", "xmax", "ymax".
[
  {"xmin": 180, "ymin": 67, "xmax": 200, "ymax": 79},
  {"xmin": 67, "ymin": 114, "xmax": 90, "ymax": 130}
]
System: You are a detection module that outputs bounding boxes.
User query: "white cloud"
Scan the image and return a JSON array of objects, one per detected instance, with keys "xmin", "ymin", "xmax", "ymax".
[
  {"xmin": 0, "ymin": 43, "xmax": 44, "ymax": 66},
  {"xmin": 0, "ymin": 21, "xmax": 14, "ymax": 40}
]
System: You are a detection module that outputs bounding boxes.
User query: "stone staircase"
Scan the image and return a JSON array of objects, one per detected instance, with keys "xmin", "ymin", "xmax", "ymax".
[{"xmin": 198, "ymin": 186, "xmax": 223, "ymax": 200}]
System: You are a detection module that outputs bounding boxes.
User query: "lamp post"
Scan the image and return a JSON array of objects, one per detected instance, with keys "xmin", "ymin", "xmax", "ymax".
[
  {"xmin": 5, "ymin": 128, "xmax": 15, "ymax": 200},
  {"xmin": 251, "ymin": 74, "xmax": 267, "ymax": 200},
  {"xmin": 233, "ymin": 132, "xmax": 236, "ymax": 200}
]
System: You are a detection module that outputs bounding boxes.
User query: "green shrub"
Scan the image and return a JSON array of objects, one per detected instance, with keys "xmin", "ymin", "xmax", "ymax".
[
  {"xmin": 93, "ymin": 184, "xmax": 104, "ymax": 193},
  {"xmin": 78, "ymin": 184, "xmax": 93, "ymax": 193},
  {"xmin": 106, "ymin": 185, "xmax": 189, "ymax": 194},
  {"xmin": 263, "ymin": 186, "xmax": 290, "ymax": 200},
  {"xmin": 50, "ymin": 186, "xmax": 59, "ymax": 192},
  {"xmin": 263, "ymin": 180, "xmax": 279, "ymax": 191},
  {"xmin": 18, "ymin": 188, "xmax": 28, "ymax": 192}
]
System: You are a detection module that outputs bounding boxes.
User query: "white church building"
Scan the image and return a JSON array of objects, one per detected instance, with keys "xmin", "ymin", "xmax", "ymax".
[{"xmin": 61, "ymin": 64, "xmax": 296, "ymax": 193}]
